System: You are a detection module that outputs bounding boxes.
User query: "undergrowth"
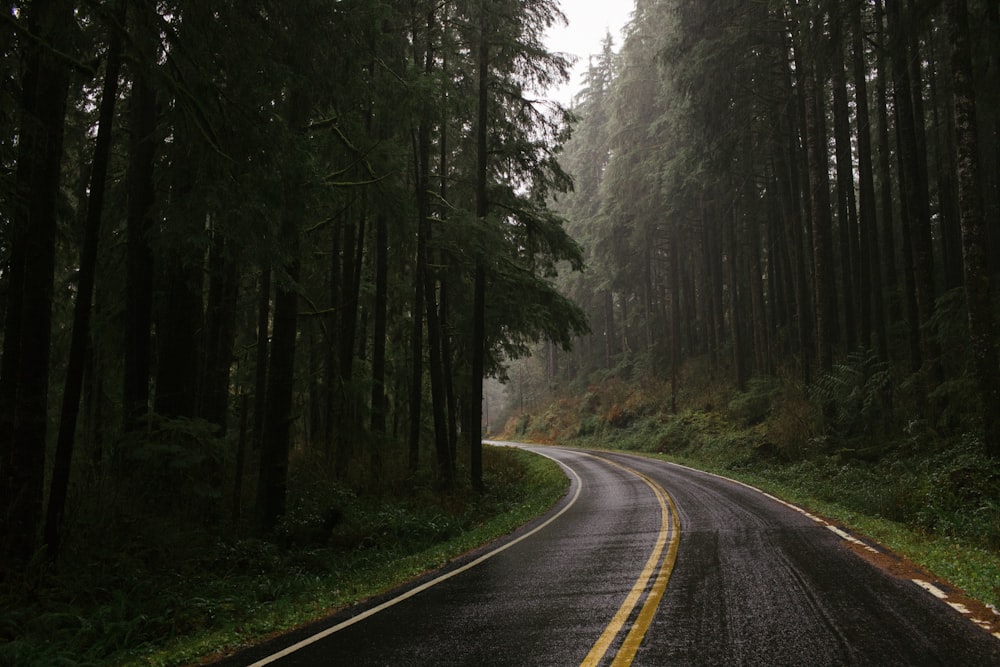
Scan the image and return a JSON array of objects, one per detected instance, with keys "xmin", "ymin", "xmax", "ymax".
[
  {"xmin": 505, "ymin": 353, "xmax": 1000, "ymax": 610},
  {"xmin": 0, "ymin": 446, "xmax": 568, "ymax": 667}
]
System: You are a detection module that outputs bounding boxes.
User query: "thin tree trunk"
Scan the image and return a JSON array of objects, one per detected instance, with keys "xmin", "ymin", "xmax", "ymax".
[
  {"xmin": 669, "ymin": 234, "xmax": 680, "ymax": 412},
  {"xmin": 469, "ymin": 3, "xmax": 491, "ymax": 494},
  {"xmin": 334, "ymin": 207, "xmax": 364, "ymax": 476},
  {"xmin": 122, "ymin": 28, "xmax": 158, "ymax": 430},
  {"xmin": 201, "ymin": 229, "xmax": 239, "ymax": 433},
  {"xmin": 603, "ymin": 289, "xmax": 616, "ymax": 368},
  {"xmin": 831, "ymin": 22, "xmax": 858, "ymax": 353},
  {"xmin": 252, "ymin": 266, "xmax": 271, "ymax": 449},
  {"xmin": 407, "ymin": 222, "xmax": 425, "ymax": 474},
  {"xmin": 802, "ymin": 53, "xmax": 834, "ymax": 373},
  {"xmin": 370, "ymin": 212, "xmax": 388, "ymax": 443},
  {"xmin": 874, "ymin": 0, "xmax": 901, "ymax": 329},
  {"xmin": 255, "ymin": 253, "xmax": 299, "ymax": 531},
  {"xmin": 727, "ymin": 204, "xmax": 747, "ymax": 390},
  {"xmin": 749, "ymin": 217, "xmax": 771, "ymax": 375}
]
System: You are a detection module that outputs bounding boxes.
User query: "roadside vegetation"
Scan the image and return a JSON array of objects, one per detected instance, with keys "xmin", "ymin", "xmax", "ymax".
[
  {"xmin": 0, "ymin": 446, "xmax": 568, "ymax": 667},
  {"xmin": 502, "ymin": 356, "xmax": 1000, "ymax": 613}
]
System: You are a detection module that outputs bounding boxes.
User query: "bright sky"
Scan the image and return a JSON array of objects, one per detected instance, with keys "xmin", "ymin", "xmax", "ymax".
[{"xmin": 545, "ymin": 0, "xmax": 635, "ymax": 105}]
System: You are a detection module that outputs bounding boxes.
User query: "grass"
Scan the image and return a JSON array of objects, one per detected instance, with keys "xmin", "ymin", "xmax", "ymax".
[{"xmin": 0, "ymin": 445, "xmax": 569, "ymax": 667}]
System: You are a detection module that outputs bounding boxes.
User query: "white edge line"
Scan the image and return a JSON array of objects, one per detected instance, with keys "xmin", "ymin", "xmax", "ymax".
[
  {"xmin": 660, "ymin": 459, "xmax": 881, "ymax": 553},
  {"xmin": 912, "ymin": 579, "xmax": 949, "ymax": 600},
  {"xmin": 249, "ymin": 446, "xmax": 582, "ymax": 666},
  {"xmin": 658, "ymin": 457, "xmax": 998, "ymax": 641}
]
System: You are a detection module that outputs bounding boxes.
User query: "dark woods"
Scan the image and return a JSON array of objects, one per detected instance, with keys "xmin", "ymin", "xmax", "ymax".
[{"xmin": 0, "ymin": 0, "xmax": 587, "ymax": 573}]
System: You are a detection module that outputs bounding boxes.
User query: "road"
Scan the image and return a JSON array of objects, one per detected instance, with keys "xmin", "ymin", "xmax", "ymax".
[{"xmin": 220, "ymin": 444, "xmax": 1000, "ymax": 666}]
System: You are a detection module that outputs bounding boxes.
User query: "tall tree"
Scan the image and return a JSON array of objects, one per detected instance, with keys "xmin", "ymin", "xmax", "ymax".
[
  {"xmin": 121, "ymin": 2, "xmax": 159, "ymax": 430},
  {"xmin": 45, "ymin": 1, "xmax": 125, "ymax": 557},
  {"xmin": 0, "ymin": 0, "xmax": 76, "ymax": 567},
  {"xmin": 255, "ymin": 3, "xmax": 316, "ymax": 531},
  {"xmin": 946, "ymin": 0, "xmax": 1000, "ymax": 458}
]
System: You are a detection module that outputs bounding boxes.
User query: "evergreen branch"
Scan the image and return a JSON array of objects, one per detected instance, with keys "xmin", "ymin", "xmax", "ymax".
[{"xmin": 2, "ymin": 12, "xmax": 97, "ymax": 78}]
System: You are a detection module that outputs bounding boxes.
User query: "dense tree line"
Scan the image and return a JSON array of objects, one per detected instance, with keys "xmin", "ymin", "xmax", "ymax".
[
  {"xmin": 0, "ymin": 0, "xmax": 587, "ymax": 571},
  {"xmin": 530, "ymin": 0, "xmax": 999, "ymax": 457}
]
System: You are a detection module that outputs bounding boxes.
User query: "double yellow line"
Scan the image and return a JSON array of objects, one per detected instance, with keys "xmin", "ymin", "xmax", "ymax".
[{"xmin": 580, "ymin": 456, "xmax": 681, "ymax": 667}]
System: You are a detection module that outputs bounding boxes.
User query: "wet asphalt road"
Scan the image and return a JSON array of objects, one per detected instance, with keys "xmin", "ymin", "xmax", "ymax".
[{"xmin": 222, "ymin": 444, "xmax": 1000, "ymax": 666}]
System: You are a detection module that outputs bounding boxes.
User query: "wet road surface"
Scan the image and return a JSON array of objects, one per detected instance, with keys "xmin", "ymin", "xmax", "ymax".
[{"xmin": 220, "ymin": 444, "xmax": 1000, "ymax": 666}]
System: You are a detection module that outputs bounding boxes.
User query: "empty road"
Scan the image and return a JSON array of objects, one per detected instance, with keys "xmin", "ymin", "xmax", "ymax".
[{"xmin": 220, "ymin": 444, "xmax": 1000, "ymax": 666}]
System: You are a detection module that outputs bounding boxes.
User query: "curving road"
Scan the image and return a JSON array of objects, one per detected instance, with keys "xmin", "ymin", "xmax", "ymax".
[{"xmin": 220, "ymin": 444, "xmax": 1000, "ymax": 666}]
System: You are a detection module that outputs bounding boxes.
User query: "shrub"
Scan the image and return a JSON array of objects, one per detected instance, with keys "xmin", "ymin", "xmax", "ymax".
[{"xmin": 727, "ymin": 375, "xmax": 781, "ymax": 426}]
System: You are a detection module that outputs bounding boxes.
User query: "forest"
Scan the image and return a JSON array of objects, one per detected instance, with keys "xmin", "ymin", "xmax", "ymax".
[
  {"xmin": 505, "ymin": 0, "xmax": 1000, "ymax": 460},
  {"xmin": 1, "ymin": 0, "xmax": 999, "ymax": 663}
]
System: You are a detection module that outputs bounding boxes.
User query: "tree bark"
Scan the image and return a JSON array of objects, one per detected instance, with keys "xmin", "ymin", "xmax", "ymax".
[
  {"xmin": 887, "ymin": 0, "xmax": 940, "ymax": 380},
  {"xmin": 852, "ymin": 0, "xmax": 888, "ymax": 361},
  {"xmin": 874, "ymin": 0, "xmax": 901, "ymax": 330},
  {"xmin": 45, "ymin": 3, "xmax": 124, "ymax": 557},
  {"xmin": 469, "ymin": 1, "xmax": 491, "ymax": 494},
  {"xmin": 727, "ymin": 204, "xmax": 747, "ymax": 390},
  {"xmin": 252, "ymin": 266, "xmax": 271, "ymax": 449},
  {"xmin": 831, "ymin": 20, "xmax": 858, "ymax": 353},
  {"xmin": 201, "ymin": 228, "xmax": 240, "ymax": 433},
  {"xmin": 255, "ymin": 73, "xmax": 309, "ymax": 531},
  {"xmin": 0, "ymin": 0, "xmax": 75, "ymax": 567},
  {"xmin": 370, "ymin": 213, "xmax": 388, "ymax": 442},
  {"xmin": 122, "ymin": 6, "xmax": 159, "ymax": 430},
  {"xmin": 946, "ymin": 0, "xmax": 1000, "ymax": 458},
  {"xmin": 801, "ymin": 53, "xmax": 834, "ymax": 373}
]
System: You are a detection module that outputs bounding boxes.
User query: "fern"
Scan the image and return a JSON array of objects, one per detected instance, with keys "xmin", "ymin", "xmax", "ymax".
[{"xmin": 809, "ymin": 350, "xmax": 893, "ymax": 446}]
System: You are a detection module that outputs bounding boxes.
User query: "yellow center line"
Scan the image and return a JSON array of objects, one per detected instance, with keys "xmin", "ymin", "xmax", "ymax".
[
  {"xmin": 579, "ymin": 455, "xmax": 681, "ymax": 667},
  {"xmin": 612, "ymin": 484, "xmax": 681, "ymax": 666}
]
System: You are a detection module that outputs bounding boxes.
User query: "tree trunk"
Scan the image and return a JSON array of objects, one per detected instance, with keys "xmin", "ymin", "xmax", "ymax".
[
  {"xmin": 122, "ymin": 6, "xmax": 159, "ymax": 430},
  {"xmin": 802, "ymin": 53, "xmax": 834, "ymax": 373},
  {"xmin": 45, "ymin": 3, "xmax": 124, "ymax": 557},
  {"xmin": 727, "ymin": 204, "xmax": 747, "ymax": 390},
  {"xmin": 334, "ymin": 207, "xmax": 364, "ymax": 476},
  {"xmin": 603, "ymin": 289, "xmax": 616, "ymax": 368},
  {"xmin": 407, "ymin": 221, "xmax": 425, "ymax": 473},
  {"xmin": 255, "ymin": 74, "xmax": 309, "ymax": 531},
  {"xmin": 154, "ymin": 239, "xmax": 204, "ymax": 419},
  {"xmin": 255, "ymin": 252, "xmax": 299, "ymax": 531},
  {"xmin": 669, "ymin": 233, "xmax": 680, "ymax": 412},
  {"xmin": 469, "ymin": 2, "xmax": 491, "ymax": 494},
  {"xmin": 252, "ymin": 266, "xmax": 271, "ymax": 449},
  {"xmin": 0, "ymin": 0, "xmax": 75, "ymax": 567},
  {"xmin": 201, "ymin": 229, "xmax": 240, "ymax": 433},
  {"xmin": 874, "ymin": 0, "xmax": 901, "ymax": 330},
  {"xmin": 852, "ymin": 0, "xmax": 888, "ymax": 361},
  {"xmin": 831, "ymin": 22, "xmax": 858, "ymax": 353},
  {"xmin": 370, "ymin": 212, "xmax": 388, "ymax": 444},
  {"xmin": 888, "ymin": 0, "xmax": 940, "ymax": 380},
  {"xmin": 946, "ymin": 0, "xmax": 1000, "ymax": 458}
]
